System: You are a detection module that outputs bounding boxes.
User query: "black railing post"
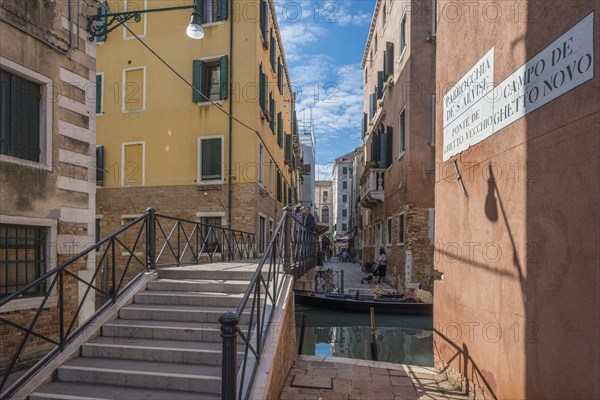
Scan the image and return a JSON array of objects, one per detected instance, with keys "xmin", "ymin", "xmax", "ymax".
[
  {"xmin": 219, "ymin": 311, "xmax": 239, "ymax": 400},
  {"xmin": 146, "ymin": 208, "xmax": 156, "ymax": 270},
  {"xmin": 58, "ymin": 270, "xmax": 64, "ymax": 349}
]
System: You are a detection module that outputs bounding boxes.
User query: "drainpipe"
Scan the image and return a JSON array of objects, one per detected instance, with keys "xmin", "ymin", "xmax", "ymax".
[{"xmin": 227, "ymin": 0, "xmax": 234, "ymax": 229}]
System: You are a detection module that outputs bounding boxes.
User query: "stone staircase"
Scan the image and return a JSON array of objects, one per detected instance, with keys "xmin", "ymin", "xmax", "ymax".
[{"xmin": 29, "ymin": 262, "xmax": 261, "ymax": 400}]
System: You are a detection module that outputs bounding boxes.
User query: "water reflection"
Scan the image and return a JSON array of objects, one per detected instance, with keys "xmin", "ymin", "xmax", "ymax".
[{"xmin": 297, "ymin": 305, "xmax": 434, "ymax": 367}]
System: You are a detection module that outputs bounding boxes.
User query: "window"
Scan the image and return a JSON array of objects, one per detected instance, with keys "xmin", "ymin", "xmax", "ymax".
[
  {"xmin": 374, "ymin": 35, "xmax": 378, "ymax": 53},
  {"xmin": 122, "ymin": 142, "xmax": 144, "ymax": 186},
  {"xmin": 323, "ymin": 190, "xmax": 328, "ymax": 201},
  {"xmin": 269, "ymin": 92, "xmax": 275, "ymax": 132},
  {"xmin": 0, "ymin": 224, "xmax": 47, "ymax": 298},
  {"xmin": 342, "ymin": 194, "xmax": 347, "ymax": 203},
  {"xmin": 382, "ymin": 2, "xmax": 386, "ymax": 27},
  {"xmin": 202, "ymin": 0, "xmax": 228, "ymax": 24},
  {"xmin": 0, "ymin": 69, "xmax": 42, "ymax": 163},
  {"xmin": 399, "ymin": 108, "xmax": 406, "ymax": 157},
  {"xmin": 276, "ymin": 170, "xmax": 282, "ymax": 203},
  {"xmin": 258, "ymin": 143, "xmax": 264, "ymax": 184},
  {"xmin": 259, "ymin": 64, "xmax": 268, "ymax": 110},
  {"xmin": 277, "ymin": 57, "xmax": 283, "ymax": 93},
  {"xmin": 400, "ymin": 15, "xmax": 407, "ymax": 54},
  {"xmin": 260, "ymin": 0, "xmax": 269, "ymax": 46},
  {"xmin": 284, "ymin": 181, "xmax": 288, "ymax": 204},
  {"xmin": 342, "ymin": 209, "xmax": 347, "ymax": 218},
  {"xmin": 431, "ymin": 94, "xmax": 436, "ymax": 146},
  {"xmin": 270, "ymin": 29, "xmax": 276, "ymax": 72},
  {"xmin": 123, "ymin": 0, "xmax": 147, "ymax": 39},
  {"xmin": 321, "ymin": 206, "xmax": 329, "ymax": 224},
  {"xmin": 192, "ymin": 56, "xmax": 228, "ymax": 103},
  {"xmin": 200, "ymin": 217, "xmax": 222, "ymax": 253},
  {"xmin": 386, "ymin": 217, "xmax": 392, "ymax": 246},
  {"xmin": 277, "ymin": 112, "xmax": 283, "ymax": 148},
  {"xmin": 269, "ymin": 159, "xmax": 273, "ymax": 193},
  {"xmin": 123, "ymin": 66, "xmax": 146, "ymax": 112},
  {"xmin": 398, "ymin": 213, "xmax": 405, "ymax": 245},
  {"xmin": 342, "ymin": 181, "xmax": 347, "ymax": 189},
  {"xmin": 259, "ymin": 215, "xmax": 266, "ymax": 253},
  {"xmin": 198, "ymin": 136, "xmax": 223, "ymax": 182},
  {"xmin": 343, "ymin": 166, "xmax": 348, "ymax": 175},
  {"xmin": 96, "ymin": 145, "xmax": 105, "ymax": 186},
  {"xmin": 342, "ymin": 223, "xmax": 347, "ymax": 232},
  {"xmin": 269, "ymin": 219, "xmax": 274, "ymax": 242},
  {"xmin": 96, "ymin": 73, "xmax": 103, "ymax": 114}
]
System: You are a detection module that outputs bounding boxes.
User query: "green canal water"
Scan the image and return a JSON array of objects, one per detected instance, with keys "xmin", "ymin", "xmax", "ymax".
[{"xmin": 296, "ymin": 304, "xmax": 434, "ymax": 367}]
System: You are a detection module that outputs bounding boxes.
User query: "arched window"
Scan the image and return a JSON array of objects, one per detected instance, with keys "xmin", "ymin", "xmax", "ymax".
[{"xmin": 321, "ymin": 206, "xmax": 330, "ymax": 224}]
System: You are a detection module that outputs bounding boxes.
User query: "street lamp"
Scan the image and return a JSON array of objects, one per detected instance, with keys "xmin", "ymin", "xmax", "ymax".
[{"xmin": 87, "ymin": 0, "xmax": 203, "ymax": 41}]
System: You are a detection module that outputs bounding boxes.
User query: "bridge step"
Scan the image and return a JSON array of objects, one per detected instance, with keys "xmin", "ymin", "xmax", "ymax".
[
  {"xmin": 57, "ymin": 357, "xmax": 221, "ymax": 393},
  {"xmin": 81, "ymin": 337, "xmax": 244, "ymax": 365},
  {"xmin": 158, "ymin": 264, "xmax": 265, "ymax": 281},
  {"xmin": 134, "ymin": 290, "xmax": 252, "ymax": 307},
  {"xmin": 28, "ymin": 382, "xmax": 217, "ymax": 400},
  {"xmin": 119, "ymin": 304, "xmax": 253, "ymax": 323},
  {"xmin": 29, "ymin": 262, "xmax": 260, "ymax": 398},
  {"xmin": 147, "ymin": 278, "xmax": 252, "ymax": 293}
]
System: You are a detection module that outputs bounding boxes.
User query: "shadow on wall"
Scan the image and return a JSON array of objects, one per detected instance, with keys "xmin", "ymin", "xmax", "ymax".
[{"xmin": 524, "ymin": 3, "xmax": 600, "ymax": 398}]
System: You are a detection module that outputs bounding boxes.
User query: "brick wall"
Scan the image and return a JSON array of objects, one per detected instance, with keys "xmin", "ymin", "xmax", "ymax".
[{"xmin": 362, "ymin": 188, "xmax": 435, "ymax": 292}]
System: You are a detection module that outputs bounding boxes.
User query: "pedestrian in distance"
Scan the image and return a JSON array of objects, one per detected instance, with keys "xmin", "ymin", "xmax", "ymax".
[{"xmin": 376, "ymin": 247, "xmax": 387, "ymax": 283}]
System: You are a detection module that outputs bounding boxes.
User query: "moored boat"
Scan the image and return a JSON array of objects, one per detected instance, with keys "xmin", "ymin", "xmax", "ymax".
[{"xmin": 294, "ymin": 290, "xmax": 433, "ymax": 315}]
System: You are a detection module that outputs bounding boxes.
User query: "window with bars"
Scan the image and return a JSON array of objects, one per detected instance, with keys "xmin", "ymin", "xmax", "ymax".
[
  {"xmin": 200, "ymin": 217, "xmax": 222, "ymax": 253},
  {"xmin": 0, "ymin": 224, "xmax": 47, "ymax": 298}
]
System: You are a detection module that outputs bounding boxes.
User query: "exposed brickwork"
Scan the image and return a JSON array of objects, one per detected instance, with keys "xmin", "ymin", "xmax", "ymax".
[{"xmin": 362, "ymin": 188, "xmax": 434, "ymax": 293}]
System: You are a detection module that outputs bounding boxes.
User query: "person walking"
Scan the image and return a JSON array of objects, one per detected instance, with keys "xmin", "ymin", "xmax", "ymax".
[
  {"xmin": 304, "ymin": 207, "xmax": 316, "ymax": 232},
  {"xmin": 376, "ymin": 247, "xmax": 387, "ymax": 283}
]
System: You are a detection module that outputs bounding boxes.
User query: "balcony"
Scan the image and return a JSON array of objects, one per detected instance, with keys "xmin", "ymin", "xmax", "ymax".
[{"xmin": 360, "ymin": 168, "xmax": 385, "ymax": 208}]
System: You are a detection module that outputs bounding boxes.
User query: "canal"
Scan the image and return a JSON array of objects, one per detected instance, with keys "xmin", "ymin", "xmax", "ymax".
[{"xmin": 296, "ymin": 304, "xmax": 434, "ymax": 367}]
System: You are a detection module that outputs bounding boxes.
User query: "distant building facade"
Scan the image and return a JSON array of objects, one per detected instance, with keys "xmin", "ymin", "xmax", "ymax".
[
  {"xmin": 314, "ymin": 180, "xmax": 333, "ymax": 246},
  {"xmin": 299, "ymin": 130, "xmax": 315, "ymax": 208},
  {"xmin": 348, "ymin": 148, "xmax": 364, "ymax": 260},
  {"xmin": 332, "ymin": 152, "xmax": 353, "ymax": 251},
  {"xmin": 360, "ymin": 0, "xmax": 436, "ymax": 291}
]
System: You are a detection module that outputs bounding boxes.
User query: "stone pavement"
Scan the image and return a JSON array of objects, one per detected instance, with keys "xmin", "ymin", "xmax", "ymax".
[
  {"xmin": 279, "ymin": 355, "xmax": 469, "ymax": 400},
  {"xmin": 319, "ymin": 259, "xmax": 397, "ymax": 294}
]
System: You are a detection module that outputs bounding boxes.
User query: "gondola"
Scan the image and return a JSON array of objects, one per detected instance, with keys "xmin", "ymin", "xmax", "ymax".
[{"xmin": 294, "ymin": 290, "xmax": 433, "ymax": 315}]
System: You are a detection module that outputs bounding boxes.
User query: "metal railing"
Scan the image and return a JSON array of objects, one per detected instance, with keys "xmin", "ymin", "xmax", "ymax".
[
  {"xmin": 219, "ymin": 206, "xmax": 318, "ymax": 400},
  {"xmin": 0, "ymin": 208, "xmax": 256, "ymax": 399}
]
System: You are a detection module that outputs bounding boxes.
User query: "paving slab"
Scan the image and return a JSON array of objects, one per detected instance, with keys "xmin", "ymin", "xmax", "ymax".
[{"xmin": 280, "ymin": 355, "xmax": 470, "ymax": 400}]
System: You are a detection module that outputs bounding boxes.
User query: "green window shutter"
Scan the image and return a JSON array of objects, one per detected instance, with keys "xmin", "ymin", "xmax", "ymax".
[
  {"xmin": 96, "ymin": 74, "xmax": 102, "ymax": 114},
  {"xmin": 277, "ymin": 112, "xmax": 283, "ymax": 148},
  {"xmin": 259, "ymin": 65, "xmax": 265, "ymax": 110},
  {"xmin": 277, "ymin": 58, "xmax": 282, "ymax": 93},
  {"xmin": 96, "ymin": 145, "xmax": 104, "ymax": 185},
  {"xmin": 219, "ymin": 55, "xmax": 228, "ymax": 100},
  {"xmin": 270, "ymin": 95, "xmax": 275, "ymax": 133},
  {"xmin": 192, "ymin": 60, "xmax": 205, "ymax": 102},
  {"xmin": 219, "ymin": 0, "xmax": 228, "ymax": 21},
  {"xmin": 260, "ymin": 0, "xmax": 268, "ymax": 45},
  {"xmin": 270, "ymin": 31, "xmax": 276, "ymax": 72}
]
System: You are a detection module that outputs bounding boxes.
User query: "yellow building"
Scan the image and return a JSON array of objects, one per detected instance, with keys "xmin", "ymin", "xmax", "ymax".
[{"xmin": 95, "ymin": 0, "xmax": 300, "ymax": 250}]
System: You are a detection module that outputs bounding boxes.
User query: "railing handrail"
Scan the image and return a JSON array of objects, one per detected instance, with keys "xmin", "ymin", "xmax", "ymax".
[
  {"xmin": 155, "ymin": 213, "xmax": 256, "ymax": 237},
  {"xmin": 235, "ymin": 207, "xmax": 289, "ymax": 315},
  {"xmin": 220, "ymin": 205, "xmax": 319, "ymax": 400},
  {"xmin": 0, "ymin": 208, "xmax": 258, "ymax": 399}
]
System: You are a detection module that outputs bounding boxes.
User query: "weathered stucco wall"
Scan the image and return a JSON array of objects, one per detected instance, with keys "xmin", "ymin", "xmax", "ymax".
[{"xmin": 434, "ymin": 1, "xmax": 599, "ymax": 398}]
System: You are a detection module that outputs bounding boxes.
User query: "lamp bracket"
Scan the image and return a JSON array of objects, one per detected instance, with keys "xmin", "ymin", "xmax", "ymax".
[{"xmin": 87, "ymin": 4, "xmax": 197, "ymax": 42}]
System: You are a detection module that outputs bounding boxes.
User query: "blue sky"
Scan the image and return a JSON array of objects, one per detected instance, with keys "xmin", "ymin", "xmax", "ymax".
[{"xmin": 276, "ymin": 0, "xmax": 375, "ymax": 180}]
